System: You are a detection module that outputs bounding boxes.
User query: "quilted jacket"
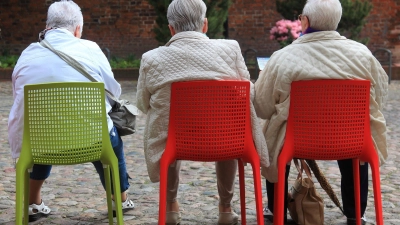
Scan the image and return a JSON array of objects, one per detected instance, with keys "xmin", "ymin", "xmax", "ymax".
[
  {"xmin": 137, "ymin": 31, "xmax": 269, "ymax": 182},
  {"xmin": 254, "ymin": 31, "xmax": 388, "ymax": 183}
]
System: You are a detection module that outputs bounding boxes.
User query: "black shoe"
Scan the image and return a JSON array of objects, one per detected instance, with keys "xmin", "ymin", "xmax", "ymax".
[
  {"xmin": 347, "ymin": 217, "xmax": 368, "ymax": 225},
  {"xmin": 263, "ymin": 207, "xmax": 291, "ymax": 223},
  {"xmin": 263, "ymin": 207, "xmax": 274, "ymax": 222}
]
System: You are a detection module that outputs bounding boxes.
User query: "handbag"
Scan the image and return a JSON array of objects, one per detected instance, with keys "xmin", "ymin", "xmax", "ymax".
[
  {"xmin": 288, "ymin": 159, "xmax": 324, "ymax": 225},
  {"xmin": 40, "ymin": 39, "xmax": 138, "ymax": 136}
]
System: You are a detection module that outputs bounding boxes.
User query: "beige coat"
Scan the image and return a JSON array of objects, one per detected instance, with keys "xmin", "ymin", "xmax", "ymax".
[
  {"xmin": 137, "ymin": 31, "xmax": 269, "ymax": 182},
  {"xmin": 254, "ymin": 31, "xmax": 388, "ymax": 183}
]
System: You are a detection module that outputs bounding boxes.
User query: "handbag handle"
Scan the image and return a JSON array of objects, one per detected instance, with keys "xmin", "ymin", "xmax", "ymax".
[
  {"xmin": 39, "ymin": 39, "xmax": 119, "ymax": 103},
  {"xmin": 293, "ymin": 159, "xmax": 313, "ymax": 181}
]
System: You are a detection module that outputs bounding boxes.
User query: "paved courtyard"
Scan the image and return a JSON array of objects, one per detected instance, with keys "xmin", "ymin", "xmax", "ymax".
[{"xmin": 0, "ymin": 79, "xmax": 399, "ymax": 225}]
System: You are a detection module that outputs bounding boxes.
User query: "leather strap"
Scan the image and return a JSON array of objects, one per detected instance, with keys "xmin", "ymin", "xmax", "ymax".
[{"xmin": 39, "ymin": 39, "xmax": 118, "ymax": 102}]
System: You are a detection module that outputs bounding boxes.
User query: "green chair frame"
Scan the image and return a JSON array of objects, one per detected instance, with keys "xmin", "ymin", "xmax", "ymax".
[{"xmin": 15, "ymin": 82, "xmax": 123, "ymax": 224}]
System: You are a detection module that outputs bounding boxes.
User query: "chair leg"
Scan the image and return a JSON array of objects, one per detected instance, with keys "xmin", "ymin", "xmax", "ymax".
[
  {"xmin": 16, "ymin": 163, "xmax": 28, "ymax": 225},
  {"xmin": 250, "ymin": 160, "xmax": 264, "ymax": 225},
  {"xmin": 103, "ymin": 164, "xmax": 114, "ymax": 224},
  {"xmin": 24, "ymin": 170, "xmax": 30, "ymax": 225},
  {"xmin": 159, "ymin": 159, "xmax": 170, "ymax": 225},
  {"xmin": 109, "ymin": 162, "xmax": 124, "ymax": 225},
  {"xmin": 238, "ymin": 159, "xmax": 246, "ymax": 225},
  {"xmin": 274, "ymin": 159, "xmax": 288, "ymax": 225},
  {"xmin": 370, "ymin": 160, "xmax": 384, "ymax": 225},
  {"xmin": 352, "ymin": 159, "xmax": 361, "ymax": 225}
]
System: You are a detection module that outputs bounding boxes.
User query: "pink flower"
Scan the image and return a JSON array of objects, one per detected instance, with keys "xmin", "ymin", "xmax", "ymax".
[{"xmin": 269, "ymin": 19, "xmax": 302, "ymax": 47}]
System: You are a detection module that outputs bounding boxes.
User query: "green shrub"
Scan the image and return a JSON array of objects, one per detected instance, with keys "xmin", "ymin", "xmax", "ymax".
[
  {"xmin": 0, "ymin": 54, "xmax": 141, "ymax": 69},
  {"xmin": 109, "ymin": 55, "xmax": 141, "ymax": 69},
  {"xmin": 147, "ymin": 0, "xmax": 232, "ymax": 45},
  {"xmin": 0, "ymin": 55, "xmax": 19, "ymax": 68}
]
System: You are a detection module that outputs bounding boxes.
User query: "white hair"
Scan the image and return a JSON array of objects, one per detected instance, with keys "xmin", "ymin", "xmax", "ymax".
[
  {"xmin": 302, "ymin": 0, "xmax": 342, "ymax": 31},
  {"xmin": 167, "ymin": 0, "xmax": 207, "ymax": 33},
  {"xmin": 46, "ymin": 0, "xmax": 83, "ymax": 33}
]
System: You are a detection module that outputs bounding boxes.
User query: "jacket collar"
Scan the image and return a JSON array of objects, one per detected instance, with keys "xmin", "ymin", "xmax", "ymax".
[
  {"xmin": 293, "ymin": 31, "xmax": 347, "ymax": 44},
  {"xmin": 165, "ymin": 31, "xmax": 209, "ymax": 46}
]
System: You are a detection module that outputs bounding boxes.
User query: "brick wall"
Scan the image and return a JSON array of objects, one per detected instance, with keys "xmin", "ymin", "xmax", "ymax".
[
  {"xmin": 0, "ymin": 0, "xmax": 399, "ymax": 63},
  {"xmin": 0, "ymin": 0, "xmax": 158, "ymax": 58},
  {"xmin": 361, "ymin": 0, "xmax": 400, "ymax": 62},
  {"xmin": 227, "ymin": 0, "xmax": 282, "ymax": 58}
]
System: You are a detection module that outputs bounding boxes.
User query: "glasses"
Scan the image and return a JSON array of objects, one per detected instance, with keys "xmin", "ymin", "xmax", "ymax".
[{"xmin": 298, "ymin": 14, "xmax": 310, "ymax": 24}]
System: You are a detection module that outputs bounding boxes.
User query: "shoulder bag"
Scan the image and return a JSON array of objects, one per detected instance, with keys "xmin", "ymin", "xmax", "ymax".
[{"xmin": 288, "ymin": 159, "xmax": 324, "ymax": 225}]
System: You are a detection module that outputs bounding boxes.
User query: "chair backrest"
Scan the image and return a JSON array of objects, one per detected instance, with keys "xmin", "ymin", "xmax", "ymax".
[
  {"xmin": 167, "ymin": 80, "xmax": 253, "ymax": 161},
  {"xmin": 23, "ymin": 82, "xmax": 109, "ymax": 165},
  {"xmin": 287, "ymin": 79, "xmax": 371, "ymax": 160}
]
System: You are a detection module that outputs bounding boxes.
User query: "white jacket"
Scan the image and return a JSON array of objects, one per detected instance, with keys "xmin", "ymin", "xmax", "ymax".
[
  {"xmin": 8, "ymin": 29, "xmax": 121, "ymax": 159},
  {"xmin": 137, "ymin": 31, "xmax": 269, "ymax": 182},
  {"xmin": 254, "ymin": 31, "xmax": 388, "ymax": 183}
]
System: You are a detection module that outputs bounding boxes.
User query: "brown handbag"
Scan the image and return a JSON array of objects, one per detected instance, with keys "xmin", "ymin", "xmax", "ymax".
[{"xmin": 288, "ymin": 159, "xmax": 324, "ymax": 225}]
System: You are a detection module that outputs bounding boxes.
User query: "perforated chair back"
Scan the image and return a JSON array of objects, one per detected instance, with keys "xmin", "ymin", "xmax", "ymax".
[
  {"xmin": 159, "ymin": 80, "xmax": 264, "ymax": 225},
  {"xmin": 15, "ymin": 82, "xmax": 124, "ymax": 224},
  {"xmin": 287, "ymin": 79, "xmax": 370, "ymax": 160},
  {"xmin": 274, "ymin": 79, "xmax": 383, "ymax": 225},
  {"xmin": 23, "ymin": 83, "xmax": 107, "ymax": 165},
  {"xmin": 168, "ymin": 80, "xmax": 251, "ymax": 161}
]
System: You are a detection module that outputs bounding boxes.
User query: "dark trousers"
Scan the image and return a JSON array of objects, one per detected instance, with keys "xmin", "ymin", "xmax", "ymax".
[{"xmin": 266, "ymin": 159, "xmax": 369, "ymax": 220}]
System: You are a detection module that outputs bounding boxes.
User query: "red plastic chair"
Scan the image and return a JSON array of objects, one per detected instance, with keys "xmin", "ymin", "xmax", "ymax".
[
  {"xmin": 274, "ymin": 79, "xmax": 383, "ymax": 225},
  {"xmin": 158, "ymin": 80, "xmax": 264, "ymax": 225}
]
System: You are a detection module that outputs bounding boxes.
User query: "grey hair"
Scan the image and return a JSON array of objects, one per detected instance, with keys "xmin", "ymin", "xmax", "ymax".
[
  {"xmin": 46, "ymin": 0, "xmax": 83, "ymax": 33},
  {"xmin": 302, "ymin": 0, "xmax": 342, "ymax": 31},
  {"xmin": 167, "ymin": 0, "xmax": 207, "ymax": 33}
]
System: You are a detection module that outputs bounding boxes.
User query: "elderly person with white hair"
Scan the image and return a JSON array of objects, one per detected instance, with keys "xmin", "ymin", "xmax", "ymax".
[
  {"xmin": 136, "ymin": 0, "xmax": 269, "ymax": 224},
  {"xmin": 8, "ymin": 0, "xmax": 134, "ymax": 221},
  {"xmin": 254, "ymin": 0, "xmax": 388, "ymax": 224}
]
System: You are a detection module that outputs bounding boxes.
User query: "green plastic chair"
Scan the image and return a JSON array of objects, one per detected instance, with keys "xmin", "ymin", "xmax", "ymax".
[{"xmin": 15, "ymin": 82, "xmax": 123, "ymax": 224}]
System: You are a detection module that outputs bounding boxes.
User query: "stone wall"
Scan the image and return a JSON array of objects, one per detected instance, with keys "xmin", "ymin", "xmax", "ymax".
[{"xmin": 0, "ymin": 0, "xmax": 399, "ymax": 62}]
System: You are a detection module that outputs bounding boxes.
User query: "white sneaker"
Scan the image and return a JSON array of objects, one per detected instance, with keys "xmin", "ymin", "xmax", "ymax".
[
  {"xmin": 112, "ymin": 197, "xmax": 135, "ymax": 217},
  {"xmin": 28, "ymin": 201, "xmax": 51, "ymax": 222}
]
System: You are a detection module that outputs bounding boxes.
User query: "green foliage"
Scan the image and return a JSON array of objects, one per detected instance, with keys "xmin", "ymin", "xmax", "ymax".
[
  {"xmin": 109, "ymin": 55, "xmax": 141, "ymax": 69},
  {"xmin": 147, "ymin": 0, "xmax": 232, "ymax": 45},
  {"xmin": 0, "ymin": 54, "xmax": 19, "ymax": 68},
  {"xmin": 275, "ymin": 0, "xmax": 372, "ymax": 44},
  {"xmin": 337, "ymin": 0, "xmax": 372, "ymax": 44},
  {"xmin": 276, "ymin": 0, "xmax": 306, "ymax": 21},
  {"xmin": 147, "ymin": 0, "xmax": 171, "ymax": 44},
  {"xmin": 204, "ymin": 0, "xmax": 232, "ymax": 39},
  {"xmin": 0, "ymin": 54, "xmax": 140, "ymax": 69}
]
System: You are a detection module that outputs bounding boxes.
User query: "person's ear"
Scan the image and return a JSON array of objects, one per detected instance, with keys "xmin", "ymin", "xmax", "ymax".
[
  {"xmin": 168, "ymin": 25, "xmax": 176, "ymax": 36},
  {"xmin": 74, "ymin": 25, "xmax": 82, "ymax": 38},
  {"xmin": 301, "ymin": 16, "xmax": 310, "ymax": 34},
  {"xmin": 202, "ymin": 18, "xmax": 208, "ymax": 34}
]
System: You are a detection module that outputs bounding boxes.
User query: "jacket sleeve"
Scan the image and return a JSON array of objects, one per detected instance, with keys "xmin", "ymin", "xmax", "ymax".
[
  {"xmin": 136, "ymin": 56, "xmax": 151, "ymax": 114},
  {"xmin": 233, "ymin": 42, "xmax": 254, "ymax": 100},
  {"xmin": 370, "ymin": 57, "xmax": 388, "ymax": 110},
  {"xmin": 8, "ymin": 70, "xmax": 24, "ymax": 159},
  {"xmin": 254, "ymin": 59, "xmax": 278, "ymax": 120}
]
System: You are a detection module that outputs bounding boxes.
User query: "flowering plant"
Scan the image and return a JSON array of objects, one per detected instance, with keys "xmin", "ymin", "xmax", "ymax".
[{"xmin": 270, "ymin": 19, "xmax": 302, "ymax": 48}]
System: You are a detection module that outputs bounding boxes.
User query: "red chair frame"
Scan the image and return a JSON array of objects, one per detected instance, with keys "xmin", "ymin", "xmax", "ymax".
[
  {"xmin": 158, "ymin": 80, "xmax": 264, "ymax": 225},
  {"xmin": 274, "ymin": 79, "xmax": 383, "ymax": 225}
]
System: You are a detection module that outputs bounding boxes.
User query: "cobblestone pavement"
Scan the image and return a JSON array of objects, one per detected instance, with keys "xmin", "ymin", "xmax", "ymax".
[{"xmin": 0, "ymin": 79, "xmax": 399, "ymax": 225}]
